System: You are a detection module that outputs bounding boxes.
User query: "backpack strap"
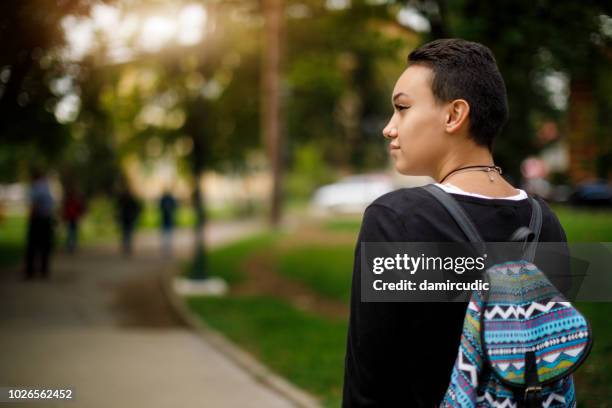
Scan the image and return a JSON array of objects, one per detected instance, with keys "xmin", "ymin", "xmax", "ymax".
[
  {"xmin": 525, "ymin": 197, "xmax": 542, "ymax": 262},
  {"xmin": 506, "ymin": 197, "xmax": 542, "ymax": 262},
  {"xmin": 422, "ymin": 184, "xmax": 486, "ymax": 255},
  {"xmin": 422, "ymin": 184, "xmax": 542, "ymax": 261}
]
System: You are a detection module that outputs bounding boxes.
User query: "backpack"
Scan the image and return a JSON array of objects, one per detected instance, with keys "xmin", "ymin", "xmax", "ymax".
[{"xmin": 422, "ymin": 184, "xmax": 593, "ymax": 408}]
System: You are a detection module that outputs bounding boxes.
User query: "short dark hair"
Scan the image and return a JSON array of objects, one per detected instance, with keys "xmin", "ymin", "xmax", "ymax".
[{"xmin": 408, "ymin": 38, "xmax": 508, "ymax": 150}]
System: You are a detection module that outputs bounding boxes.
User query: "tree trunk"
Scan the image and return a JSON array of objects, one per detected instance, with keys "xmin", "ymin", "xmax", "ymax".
[
  {"xmin": 190, "ymin": 132, "xmax": 207, "ymax": 280},
  {"xmin": 261, "ymin": 0, "xmax": 285, "ymax": 227},
  {"xmin": 567, "ymin": 78, "xmax": 598, "ymax": 184},
  {"xmin": 190, "ymin": 179, "xmax": 207, "ymax": 280}
]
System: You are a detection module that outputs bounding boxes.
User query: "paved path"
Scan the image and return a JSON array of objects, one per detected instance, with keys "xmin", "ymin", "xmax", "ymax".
[{"xmin": 0, "ymin": 221, "xmax": 298, "ymax": 407}]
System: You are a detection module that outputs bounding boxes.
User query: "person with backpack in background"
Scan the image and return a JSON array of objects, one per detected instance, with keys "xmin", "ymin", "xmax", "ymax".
[{"xmin": 342, "ymin": 39, "xmax": 590, "ymax": 407}]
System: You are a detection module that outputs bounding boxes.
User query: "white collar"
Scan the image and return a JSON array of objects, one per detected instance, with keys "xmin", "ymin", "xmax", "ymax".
[{"xmin": 434, "ymin": 183, "xmax": 528, "ymax": 201}]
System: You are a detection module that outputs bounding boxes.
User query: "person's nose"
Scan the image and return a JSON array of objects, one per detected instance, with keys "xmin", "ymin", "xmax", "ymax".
[{"xmin": 382, "ymin": 120, "xmax": 398, "ymax": 140}]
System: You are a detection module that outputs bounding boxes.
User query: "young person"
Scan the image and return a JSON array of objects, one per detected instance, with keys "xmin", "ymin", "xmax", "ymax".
[{"xmin": 342, "ymin": 39, "xmax": 569, "ymax": 406}]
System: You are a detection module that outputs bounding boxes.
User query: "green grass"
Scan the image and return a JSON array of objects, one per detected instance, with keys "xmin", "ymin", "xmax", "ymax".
[
  {"xmin": 545, "ymin": 201, "xmax": 612, "ymax": 403},
  {"xmin": 553, "ymin": 205, "xmax": 612, "ymax": 242},
  {"xmin": 183, "ymin": 232, "xmax": 279, "ymax": 284},
  {"xmin": 557, "ymin": 199, "xmax": 612, "ymax": 404},
  {"xmin": 278, "ymin": 244, "xmax": 354, "ymax": 301},
  {"xmin": 187, "ymin": 296, "xmax": 347, "ymax": 407},
  {"xmin": 319, "ymin": 205, "xmax": 612, "ymax": 242},
  {"xmin": 322, "ymin": 218, "xmax": 362, "ymax": 232},
  {"xmin": 574, "ymin": 302, "xmax": 612, "ymax": 405},
  {"xmin": 186, "ymin": 231, "xmax": 350, "ymax": 405},
  {"xmin": 0, "ymin": 213, "xmax": 26, "ymax": 268}
]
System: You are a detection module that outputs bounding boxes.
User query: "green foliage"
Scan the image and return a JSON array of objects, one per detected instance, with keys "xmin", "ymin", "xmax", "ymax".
[
  {"xmin": 416, "ymin": 0, "xmax": 612, "ymax": 180},
  {"xmin": 0, "ymin": 1, "xmax": 92, "ymax": 181},
  {"xmin": 286, "ymin": 143, "xmax": 336, "ymax": 199},
  {"xmin": 138, "ymin": 201, "xmax": 193, "ymax": 230},
  {"xmin": 78, "ymin": 196, "xmax": 118, "ymax": 243},
  {"xmin": 285, "ymin": 1, "xmax": 411, "ymax": 171},
  {"xmin": 94, "ymin": 8, "xmax": 265, "ymax": 178}
]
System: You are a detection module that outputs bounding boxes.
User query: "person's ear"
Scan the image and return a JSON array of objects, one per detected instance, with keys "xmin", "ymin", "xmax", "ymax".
[{"xmin": 444, "ymin": 99, "xmax": 470, "ymax": 134}]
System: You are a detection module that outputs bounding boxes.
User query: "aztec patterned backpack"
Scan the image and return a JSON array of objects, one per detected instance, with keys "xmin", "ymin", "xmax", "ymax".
[{"xmin": 423, "ymin": 185, "xmax": 593, "ymax": 408}]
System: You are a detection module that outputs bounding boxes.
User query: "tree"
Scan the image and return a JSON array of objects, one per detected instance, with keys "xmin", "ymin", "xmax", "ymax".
[
  {"xmin": 262, "ymin": 0, "xmax": 285, "ymax": 226},
  {"xmin": 414, "ymin": 0, "xmax": 612, "ymax": 182},
  {"xmin": 0, "ymin": 0, "xmax": 94, "ymax": 180},
  {"xmin": 284, "ymin": 0, "xmax": 412, "ymax": 174},
  {"xmin": 69, "ymin": 2, "xmax": 264, "ymax": 277}
]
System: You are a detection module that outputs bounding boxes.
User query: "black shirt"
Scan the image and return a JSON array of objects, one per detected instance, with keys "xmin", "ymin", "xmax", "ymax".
[{"xmin": 342, "ymin": 186, "xmax": 568, "ymax": 407}]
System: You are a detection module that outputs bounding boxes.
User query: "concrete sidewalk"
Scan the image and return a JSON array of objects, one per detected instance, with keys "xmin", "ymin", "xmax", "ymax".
[{"xmin": 0, "ymin": 221, "xmax": 304, "ymax": 408}]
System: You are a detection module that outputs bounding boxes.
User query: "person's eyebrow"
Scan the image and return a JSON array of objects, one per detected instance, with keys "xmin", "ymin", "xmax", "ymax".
[{"xmin": 392, "ymin": 92, "xmax": 410, "ymax": 103}]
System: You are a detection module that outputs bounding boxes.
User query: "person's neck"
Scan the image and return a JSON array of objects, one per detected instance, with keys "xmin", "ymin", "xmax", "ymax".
[
  {"xmin": 432, "ymin": 144, "xmax": 519, "ymax": 197},
  {"xmin": 434, "ymin": 145, "xmax": 495, "ymax": 183}
]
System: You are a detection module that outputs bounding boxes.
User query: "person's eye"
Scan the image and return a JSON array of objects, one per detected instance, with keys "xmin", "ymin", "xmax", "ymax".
[{"xmin": 395, "ymin": 104, "xmax": 410, "ymax": 112}]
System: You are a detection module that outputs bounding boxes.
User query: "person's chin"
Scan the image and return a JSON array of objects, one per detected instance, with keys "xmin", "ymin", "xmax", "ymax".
[
  {"xmin": 398, "ymin": 169, "xmax": 416, "ymax": 176},
  {"xmin": 395, "ymin": 161, "xmax": 426, "ymax": 176},
  {"xmin": 392, "ymin": 158, "xmax": 411, "ymax": 174},
  {"xmin": 395, "ymin": 164, "xmax": 413, "ymax": 176}
]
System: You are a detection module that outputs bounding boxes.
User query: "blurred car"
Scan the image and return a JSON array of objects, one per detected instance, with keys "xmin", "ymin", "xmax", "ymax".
[
  {"xmin": 569, "ymin": 179, "xmax": 612, "ymax": 207},
  {"xmin": 311, "ymin": 174, "xmax": 395, "ymax": 214}
]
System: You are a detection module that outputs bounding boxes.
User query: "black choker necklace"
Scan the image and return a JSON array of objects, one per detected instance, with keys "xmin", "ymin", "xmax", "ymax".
[{"xmin": 439, "ymin": 165, "xmax": 502, "ymax": 184}]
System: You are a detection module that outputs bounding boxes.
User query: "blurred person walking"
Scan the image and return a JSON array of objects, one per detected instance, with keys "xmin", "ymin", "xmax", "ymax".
[
  {"xmin": 24, "ymin": 169, "xmax": 55, "ymax": 280},
  {"xmin": 61, "ymin": 185, "xmax": 86, "ymax": 253},
  {"xmin": 116, "ymin": 187, "xmax": 141, "ymax": 256},
  {"xmin": 159, "ymin": 190, "xmax": 178, "ymax": 257}
]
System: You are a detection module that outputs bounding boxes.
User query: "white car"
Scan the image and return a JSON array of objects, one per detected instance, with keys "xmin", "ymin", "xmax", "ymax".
[{"xmin": 311, "ymin": 174, "xmax": 395, "ymax": 214}]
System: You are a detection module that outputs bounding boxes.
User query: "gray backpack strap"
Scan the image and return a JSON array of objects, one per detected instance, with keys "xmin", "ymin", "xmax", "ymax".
[
  {"xmin": 523, "ymin": 197, "xmax": 542, "ymax": 262},
  {"xmin": 510, "ymin": 198, "xmax": 542, "ymax": 237},
  {"xmin": 506, "ymin": 197, "xmax": 542, "ymax": 262},
  {"xmin": 422, "ymin": 184, "xmax": 486, "ymax": 255},
  {"xmin": 424, "ymin": 184, "xmax": 543, "ymax": 262}
]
